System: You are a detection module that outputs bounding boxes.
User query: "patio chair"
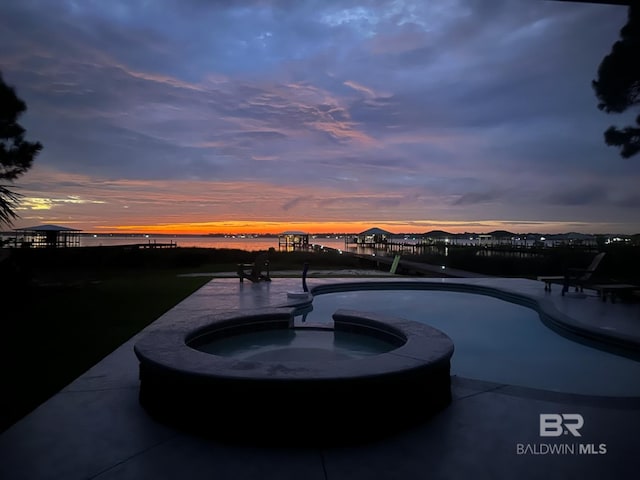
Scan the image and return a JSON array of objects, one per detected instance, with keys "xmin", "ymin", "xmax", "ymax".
[
  {"xmin": 237, "ymin": 253, "xmax": 271, "ymax": 283},
  {"xmin": 538, "ymin": 252, "xmax": 606, "ymax": 293},
  {"xmin": 561, "ymin": 252, "xmax": 606, "ymax": 295}
]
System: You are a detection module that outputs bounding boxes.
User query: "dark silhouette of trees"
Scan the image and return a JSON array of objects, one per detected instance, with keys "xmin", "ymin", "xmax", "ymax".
[
  {"xmin": 592, "ymin": 4, "xmax": 640, "ymax": 158},
  {"xmin": 0, "ymin": 72, "xmax": 42, "ymax": 226}
]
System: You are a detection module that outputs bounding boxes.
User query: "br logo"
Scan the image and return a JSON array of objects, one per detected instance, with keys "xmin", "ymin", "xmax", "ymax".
[{"xmin": 539, "ymin": 414, "xmax": 584, "ymax": 437}]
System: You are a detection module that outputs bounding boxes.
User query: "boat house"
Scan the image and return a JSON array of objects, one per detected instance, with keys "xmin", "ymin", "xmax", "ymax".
[
  {"xmin": 278, "ymin": 231, "xmax": 310, "ymax": 251},
  {"xmin": 345, "ymin": 227, "xmax": 394, "ymax": 248},
  {"xmin": 12, "ymin": 224, "xmax": 81, "ymax": 248}
]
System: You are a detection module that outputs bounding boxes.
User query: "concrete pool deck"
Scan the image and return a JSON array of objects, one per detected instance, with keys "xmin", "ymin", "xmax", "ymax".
[{"xmin": 1, "ymin": 275, "xmax": 639, "ymax": 479}]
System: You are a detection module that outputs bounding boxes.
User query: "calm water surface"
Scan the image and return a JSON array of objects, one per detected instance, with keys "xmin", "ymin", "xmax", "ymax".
[
  {"xmin": 299, "ymin": 290, "xmax": 640, "ymax": 396},
  {"xmin": 195, "ymin": 329, "xmax": 396, "ymax": 362},
  {"xmin": 0, "ymin": 234, "xmax": 348, "ymax": 251}
]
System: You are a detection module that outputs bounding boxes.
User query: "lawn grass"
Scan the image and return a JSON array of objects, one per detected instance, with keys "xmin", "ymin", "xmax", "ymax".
[{"xmin": 0, "ymin": 268, "xmax": 212, "ymax": 433}]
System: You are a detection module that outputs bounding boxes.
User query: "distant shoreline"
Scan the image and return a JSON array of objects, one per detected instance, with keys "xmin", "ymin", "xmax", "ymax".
[{"xmin": 2, "ymin": 231, "xmax": 638, "ymax": 238}]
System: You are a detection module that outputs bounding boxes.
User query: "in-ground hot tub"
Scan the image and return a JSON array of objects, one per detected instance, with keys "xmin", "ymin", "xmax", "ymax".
[
  {"xmin": 133, "ymin": 308, "xmax": 454, "ymax": 444},
  {"xmin": 192, "ymin": 324, "xmax": 399, "ymax": 362}
]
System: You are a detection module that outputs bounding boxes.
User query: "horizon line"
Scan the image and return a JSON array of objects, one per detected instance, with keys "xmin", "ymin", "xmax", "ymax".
[{"xmin": 4, "ymin": 230, "xmax": 637, "ymax": 237}]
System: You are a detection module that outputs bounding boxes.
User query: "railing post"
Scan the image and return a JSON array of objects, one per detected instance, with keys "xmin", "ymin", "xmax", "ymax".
[{"xmin": 302, "ymin": 262, "xmax": 309, "ymax": 292}]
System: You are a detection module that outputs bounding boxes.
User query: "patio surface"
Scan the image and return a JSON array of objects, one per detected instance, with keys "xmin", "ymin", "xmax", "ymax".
[{"xmin": 1, "ymin": 274, "xmax": 639, "ymax": 480}]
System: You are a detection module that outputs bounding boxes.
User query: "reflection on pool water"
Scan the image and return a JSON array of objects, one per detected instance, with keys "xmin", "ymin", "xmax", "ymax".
[
  {"xmin": 297, "ymin": 290, "xmax": 640, "ymax": 397},
  {"xmin": 195, "ymin": 328, "xmax": 397, "ymax": 362}
]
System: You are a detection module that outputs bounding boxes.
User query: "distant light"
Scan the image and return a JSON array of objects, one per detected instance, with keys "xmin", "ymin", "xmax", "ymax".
[
  {"xmin": 441, "ymin": 265, "xmax": 446, "ymax": 270},
  {"xmin": 93, "ymin": 234, "xmax": 97, "ymax": 238},
  {"xmin": 540, "ymin": 236, "xmax": 546, "ymax": 241}
]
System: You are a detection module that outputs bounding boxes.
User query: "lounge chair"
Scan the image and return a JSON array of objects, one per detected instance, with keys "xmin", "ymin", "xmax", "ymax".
[
  {"xmin": 538, "ymin": 252, "xmax": 606, "ymax": 294},
  {"xmin": 561, "ymin": 251, "xmax": 606, "ymax": 295},
  {"xmin": 237, "ymin": 253, "xmax": 271, "ymax": 283}
]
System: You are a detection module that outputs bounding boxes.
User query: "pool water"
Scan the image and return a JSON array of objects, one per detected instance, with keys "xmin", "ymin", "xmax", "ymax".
[
  {"xmin": 298, "ymin": 290, "xmax": 640, "ymax": 396},
  {"xmin": 196, "ymin": 328, "xmax": 397, "ymax": 362}
]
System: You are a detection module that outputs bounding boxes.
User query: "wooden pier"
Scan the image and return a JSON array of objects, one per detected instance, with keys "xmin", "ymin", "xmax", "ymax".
[
  {"xmin": 343, "ymin": 239, "xmax": 434, "ymax": 255},
  {"xmin": 348, "ymin": 253, "xmax": 486, "ymax": 278},
  {"xmin": 124, "ymin": 241, "xmax": 178, "ymax": 249}
]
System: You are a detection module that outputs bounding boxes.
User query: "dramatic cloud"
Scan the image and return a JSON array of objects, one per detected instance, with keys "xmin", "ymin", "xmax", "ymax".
[{"xmin": 1, "ymin": 0, "xmax": 637, "ymax": 234}]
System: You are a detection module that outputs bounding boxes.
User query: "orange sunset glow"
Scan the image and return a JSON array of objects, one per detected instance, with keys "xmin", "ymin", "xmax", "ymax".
[
  {"xmin": 10, "ymin": 165, "xmax": 636, "ymax": 235},
  {"xmin": 92, "ymin": 220, "xmax": 610, "ymax": 236}
]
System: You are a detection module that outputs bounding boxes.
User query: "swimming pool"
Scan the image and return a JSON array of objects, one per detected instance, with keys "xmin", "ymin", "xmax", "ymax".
[{"xmin": 298, "ymin": 288, "xmax": 640, "ymax": 397}]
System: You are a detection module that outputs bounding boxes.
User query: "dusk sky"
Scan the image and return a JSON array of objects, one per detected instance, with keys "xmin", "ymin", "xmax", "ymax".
[{"xmin": 1, "ymin": 0, "xmax": 638, "ymax": 234}]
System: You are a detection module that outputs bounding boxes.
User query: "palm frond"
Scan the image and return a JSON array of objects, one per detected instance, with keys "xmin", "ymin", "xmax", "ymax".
[{"xmin": 0, "ymin": 184, "xmax": 23, "ymax": 227}]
